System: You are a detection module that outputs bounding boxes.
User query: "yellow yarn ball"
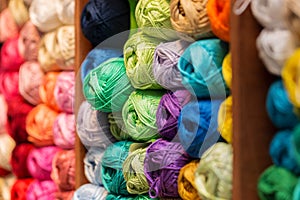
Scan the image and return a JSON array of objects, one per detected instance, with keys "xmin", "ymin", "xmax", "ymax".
[
  {"xmin": 222, "ymin": 53, "xmax": 232, "ymax": 89},
  {"xmin": 218, "ymin": 96, "xmax": 232, "ymax": 143}
]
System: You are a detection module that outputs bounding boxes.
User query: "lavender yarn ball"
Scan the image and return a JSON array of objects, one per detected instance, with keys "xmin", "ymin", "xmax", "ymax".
[{"xmin": 73, "ymin": 184, "xmax": 108, "ymax": 200}]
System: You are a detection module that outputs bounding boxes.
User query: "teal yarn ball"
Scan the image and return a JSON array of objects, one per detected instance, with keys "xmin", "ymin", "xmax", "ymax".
[
  {"xmin": 101, "ymin": 140, "xmax": 133, "ymax": 196},
  {"xmin": 106, "ymin": 193, "xmax": 157, "ymax": 200},
  {"xmin": 178, "ymin": 38, "xmax": 229, "ymax": 98},
  {"xmin": 83, "ymin": 57, "xmax": 134, "ymax": 112},
  {"xmin": 293, "ymin": 179, "xmax": 300, "ymax": 200},
  {"xmin": 292, "ymin": 124, "xmax": 300, "ymax": 166},
  {"xmin": 122, "ymin": 90, "xmax": 165, "ymax": 142}
]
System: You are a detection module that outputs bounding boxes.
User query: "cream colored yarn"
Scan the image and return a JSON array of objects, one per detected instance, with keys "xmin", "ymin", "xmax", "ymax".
[
  {"xmin": 0, "ymin": 134, "xmax": 16, "ymax": 171},
  {"xmin": 0, "ymin": 174, "xmax": 16, "ymax": 200},
  {"xmin": 8, "ymin": 0, "xmax": 29, "ymax": 28},
  {"xmin": 55, "ymin": 0, "xmax": 75, "ymax": 25}
]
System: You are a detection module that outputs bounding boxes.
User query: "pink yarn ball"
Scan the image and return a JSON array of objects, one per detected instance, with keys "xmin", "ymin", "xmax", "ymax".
[
  {"xmin": 0, "ymin": 8, "xmax": 18, "ymax": 43},
  {"xmin": 26, "ymin": 179, "xmax": 58, "ymax": 200},
  {"xmin": 53, "ymin": 113, "xmax": 75, "ymax": 149}
]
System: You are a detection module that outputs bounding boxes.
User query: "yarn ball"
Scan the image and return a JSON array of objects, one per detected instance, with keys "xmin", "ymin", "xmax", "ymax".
[
  {"xmin": 10, "ymin": 178, "xmax": 34, "ymax": 200},
  {"xmin": 0, "ymin": 175, "xmax": 16, "ymax": 200},
  {"xmin": 80, "ymin": 0, "xmax": 130, "ymax": 47},
  {"xmin": 55, "ymin": 191, "xmax": 74, "ymax": 200},
  {"xmin": 0, "ymin": 133, "xmax": 15, "ymax": 171},
  {"xmin": 26, "ymin": 180, "xmax": 58, "ymax": 200},
  {"xmin": 282, "ymin": 48, "xmax": 300, "ymax": 107},
  {"xmin": 178, "ymin": 100, "xmax": 222, "ymax": 158},
  {"xmin": 83, "ymin": 57, "xmax": 134, "ymax": 112},
  {"xmin": 84, "ymin": 147, "xmax": 105, "ymax": 186},
  {"xmin": 144, "ymin": 139, "xmax": 192, "ymax": 198},
  {"xmin": 27, "ymin": 146, "xmax": 61, "ymax": 180},
  {"xmin": 122, "ymin": 90, "xmax": 165, "ymax": 142},
  {"xmin": 53, "ymin": 113, "xmax": 75, "ymax": 149},
  {"xmin": 51, "ymin": 149, "xmax": 75, "ymax": 191},
  {"xmin": 266, "ymin": 80, "xmax": 300, "ymax": 129},
  {"xmin": 72, "ymin": 184, "xmax": 108, "ymax": 200},
  {"xmin": 0, "ymin": 36, "xmax": 25, "ymax": 72},
  {"xmin": 156, "ymin": 90, "xmax": 192, "ymax": 141},
  {"xmin": 135, "ymin": 0, "xmax": 178, "ymax": 41},
  {"xmin": 108, "ymin": 112, "xmax": 129, "ymax": 141},
  {"xmin": 54, "ymin": 71, "xmax": 75, "ymax": 113},
  {"xmin": 292, "ymin": 124, "xmax": 300, "ymax": 165},
  {"xmin": 19, "ymin": 21, "xmax": 41, "ymax": 61},
  {"xmin": 218, "ymin": 96, "xmax": 233, "ymax": 143},
  {"xmin": 124, "ymin": 32, "xmax": 164, "ymax": 89},
  {"xmin": 106, "ymin": 194, "xmax": 156, "ymax": 200},
  {"xmin": 178, "ymin": 38, "xmax": 229, "ymax": 98},
  {"xmin": 10, "ymin": 143, "xmax": 34, "ymax": 178},
  {"xmin": 8, "ymin": 0, "xmax": 29, "ymax": 28},
  {"xmin": 76, "ymin": 101, "xmax": 115, "ymax": 149},
  {"xmin": 257, "ymin": 29, "xmax": 297, "ymax": 76},
  {"xmin": 26, "ymin": 104, "xmax": 59, "ymax": 146},
  {"xmin": 251, "ymin": 0, "xmax": 287, "ymax": 29},
  {"xmin": 39, "ymin": 72, "xmax": 60, "ymax": 111},
  {"xmin": 206, "ymin": 0, "xmax": 230, "ymax": 42},
  {"xmin": 285, "ymin": 0, "xmax": 300, "ymax": 40},
  {"xmin": 0, "ymin": 94, "xmax": 8, "ymax": 133},
  {"xmin": 194, "ymin": 142, "xmax": 232, "ymax": 200},
  {"xmin": 101, "ymin": 140, "xmax": 133, "ymax": 195},
  {"xmin": 258, "ymin": 166, "xmax": 298, "ymax": 200},
  {"xmin": 80, "ymin": 47, "xmax": 122, "ymax": 82},
  {"xmin": 55, "ymin": 0, "xmax": 75, "ymax": 25},
  {"xmin": 293, "ymin": 179, "xmax": 300, "ymax": 200},
  {"xmin": 29, "ymin": 0, "xmax": 63, "ymax": 32},
  {"xmin": 222, "ymin": 53, "xmax": 232, "ymax": 89},
  {"xmin": 152, "ymin": 39, "xmax": 192, "ymax": 90},
  {"xmin": 170, "ymin": 0, "xmax": 213, "ymax": 40},
  {"xmin": 19, "ymin": 61, "xmax": 44, "ymax": 105},
  {"xmin": 0, "ymin": 71, "xmax": 21, "ymax": 101},
  {"xmin": 177, "ymin": 160, "xmax": 201, "ymax": 200},
  {"xmin": 0, "ymin": 8, "xmax": 18, "ymax": 42},
  {"xmin": 270, "ymin": 130, "xmax": 300, "ymax": 175}
]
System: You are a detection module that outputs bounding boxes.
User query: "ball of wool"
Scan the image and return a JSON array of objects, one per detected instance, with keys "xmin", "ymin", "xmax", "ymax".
[
  {"xmin": 124, "ymin": 32, "xmax": 164, "ymax": 90},
  {"xmin": 83, "ymin": 57, "xmax": 134, "ymax": 112},
  {"xmin": 80, "ymin": 0, "xmax": 130, "ymax": 47},
  {"xmin": 177, "ymin": 160, "xmax": 201, "ymax": 200},
  {"xmin": 108, "ymin": 112, "xmax": 130, "ymax": 141},
  {"xmin": 222, "ymin": 53, "xmax": 232, "ymax": 89},
  {"xmin": 293, "ymin": 179, "xmax": 300, "ymax": 200},
  {"xmin": 266, "ymin": 80, "xmax": 300, "ymax": 129},
  {"xmin": 178, "ymin": 38, "xmax": 229, "ymax": 98},
  {"xmin": 101, "ymin": 140, "xmax": 133, "ymax": 195},
  {"xmin": 0, "ymin": 175, "xmax": 16, "ymax": 200},
  {"xmin": 122, "ymin": 90, "xmax": 165, "ymax": 142},
  {"xmin": 26, "ymin": 180, "xmax": 58, "ymax": 200},
  {"xmin": 0, "ymin": 133, "xmax": 15, "ymax": 171},
  {"xmin": 72, "ymin": 184, "xmax": 108, "ymax": 200},
  {"xmin": 8, "ymin": 0, "xmax": 29, "ymax": 28},
  {"xmin": 156, "ymin": 90, "xmax": 192, "ymax": 141},
  {"xmin": 258, "ymin": 166, "xmax": 298, "ymax": 200},
  {"xmin": 10, "ymin": 143, "xmax": 34, "ymax": 178},
  {"xmin": 10, "ymin": 178, "xmax": 34, "ymax": 200},
  {"xmin": 29, "ymin": 0, "xmax": 63, "ymax": 32},
  {"xmin": 256, "ymin": 29, "xmax": 297, "ymax": 76},
  {"xmin": 53, "ymin": 113, "xmax": 75, "ymax": 149},
  {"xmin": 27, "ymin": 146, "xmax": 61, "ymax": 180},
  {"xmin": 106, "ymin": 194, "xmax": 156, "ymax": 200},
  {"xmin": 291, "ymin": 124, "xmax": 300, "ymax": 165},
  {"xmin": 55, "ymin": 0, "xmax": 75, "ymax": 25},
  {"xmin": 285, "ymin": 0, "xmax": 300, "ymax": 40},
  {"xmin": 51, "ymin": 149, "xmax": 75, "ymax": 191},
  {"xmin": 178, "ymin": 100, "xmax": 222, "ymax": 158},
  {"xmin": 135, "ymin": 0, "xmax": 178, "ymax": 41},
  {"xmin": 26, "ymin": 104, "xmax": 59, "ymax": 146},
  {"xmin": 282, "ymin": 48, "xmax": 300, "ymax": 107},
  {"xmin": 218, "ymin": 96, "xmax": 233, "ymax": 143},
  {"xmin": 170, "ymin": 0, "xmax": 213, "ymax": 40},
  {"xmin": 206, "ymin": 0, "xmax": 230, "ymax": 42},
  {"xmin": 144, "ymin": 139, "xmax": 192, "ymax": 198},
  {"xmin": 194, "ymin": 142, "xmax": 232, "ymax": 200},
  {"xmin": 54, "ymin": 71, "xmax": 75, "ymax": 113},
  {"xmin": 19, "ymin": 21, "xmax": 41, "ymax": 61},
  {"xmin": 19, "ymin": 61, "xmax": 44, "ymax": 105},
  {"xmin": 0, "ymin": 71, "xmax": 21, "ymax": 101},
  {"xmin": 80, "ymin": 47, "xmax": 122, "ymax": 82},
  {"xmin": 84, "ymin": 147, "xmax": 105, "ymax": 186},
  {"xmin": 77, "ymin": 101, "xmax": 115, "ymax": 149},
  {"xmin": 152, "ymin": 39, "xmax": 192, "ymax": 90},
  {"xmin": 0, "ymin": 8, "xmax": 18, "ymax": 42},
  {"xmin": 0, "ymin": 94, "xmax": 8, "ymax": 134}
]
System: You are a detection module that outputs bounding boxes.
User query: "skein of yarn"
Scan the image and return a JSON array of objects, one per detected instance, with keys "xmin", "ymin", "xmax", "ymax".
[
  {"xmin": 170, "ymin": 0, "xmax": 213, "ymax": 40},
  {"xmin": 0, "ymin": 8, "xmax": 18, "ymax": 42},
  {"xmin": 39, "ymin": 72, "xmax": 60, "ymax": 111},
  {"xmin": 178, "ymin": 38, "xmax": 229, "ymax": 98},
  {"xmin": 0, "ymin": 175, "xmax": 16, "ymax": 200},
  {"xmin": 218, "ymin": 96, "xmax": 233, "ymax": 143},
  {"xmin": 72, "ymin": 184, "xmax": 108, "ymax": 200},
  {"xmin": 194, "ymin": 142, "xmax": 232, "ymax": 200},
  {"xmin": 55, "ymin": 0, "xmax": 75, "ymax": 25},
  {"xmin": 10, "ymin": 178, "xmax": 34, "ymax": 200},
  {"xmin": 144, "ymin": 139, "xmax": 192, "ymax": 198},
  {"xmin": 285, "ymin": 0, "xmax": 300, "ymax": 40},
  {"xmin": 156, "ymin": 90, "xmax": 191, "ymax": 141},
  {"xmin": 107, "ymin": 112, "xmax": 129, "ymax": 141},
  {"xmin": 0, "ymin": 133, "xmax": 15, "ymax": 172},
  {"xmin": 178, "ymin": 100, "xmax": 222, "ymax": 158},
  {"xmin": 19, "ymin": 61, "xmax": 44, "ymax": 105},
  {"xmin": 256, "ymin": 29, "xmax": 297, "ymax": 76},
  {"xmin": 53, "ymin": 113, "xmax": 75, "ymax": 149},
  {"xmin": 0, "ymin": 71, "xmax": 21, "ymax": 101},
  {"xmin": 291, "ymin": 124, "xmax": 300, "ymax": 165},
  {"xmin": 106, "ymin": 194, "xmax": 156, "ymax": 200},
  {"xmin": 222, "ymin": 53, "xmax": 231, "ymax": 89},
  {"xmin": 122, "ymin": 90, "xmax": 165, "ymax": 142},
  {"xmin": 26, "ymin": 180, "xmax": 58, "ymax": 200},
  {"xmin": 84, "ymin": 147, "xmax": 105, "ymax": 186},
  {"xmin": 152, "ymin": 39, "xmax": 192, "ymax": 90},
  {"xmin": 8, "ymin": 0, "xmax": 29, "ymax": 28}
]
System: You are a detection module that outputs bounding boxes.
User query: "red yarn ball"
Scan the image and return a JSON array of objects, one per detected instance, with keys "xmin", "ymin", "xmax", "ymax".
[
  {"xmin": 0, "ymin": 71, "xmax": 21, "ymax": 101},
  {"xmin": 10, "ymin": 178, "xmax": 34, "ymax": 200}
]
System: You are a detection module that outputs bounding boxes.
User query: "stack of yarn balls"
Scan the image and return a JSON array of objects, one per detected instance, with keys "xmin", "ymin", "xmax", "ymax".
[{"xmin": 77, "ymin": 0, "xmax": 233, "ymax": 199}]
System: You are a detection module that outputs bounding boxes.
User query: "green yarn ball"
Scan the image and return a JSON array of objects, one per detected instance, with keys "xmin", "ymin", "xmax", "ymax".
[
  {"xmin": 83, "ymin": 57, "xmax": 134, "ymax": 112},
  {"xmin": 108, "ymin": 112, "xmax": 130, "ymax": 141},
  {"xmin": 122, "ymin": 90, "xmax": 165, "ymax": 142},
  {"xmin": 258, "ymin": 165, "xmax": 298, "ymax": 200}
]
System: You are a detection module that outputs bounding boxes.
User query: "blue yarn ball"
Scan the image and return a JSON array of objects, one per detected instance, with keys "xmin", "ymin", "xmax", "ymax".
[
  {"xmin": 178, "ymin": 100, "xmax": 222, "ymax": 158},
  {"xmin": 178, "ymin": 38, "xmax": 229, "ymax": 99},
  {"xmin": 73, "ymin": 184, "xmax": 107, "ymax": 200},
  {"xmin": 270, "ymin": 130, "xmax": 300, "ymax": 175},
  {"xmin": 80, "ymin": 47, "xmax": 123, "ymax": 82},
  {"xmin": 266, "ymin": 80, "xmax": 300, "ymax": 129}
]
